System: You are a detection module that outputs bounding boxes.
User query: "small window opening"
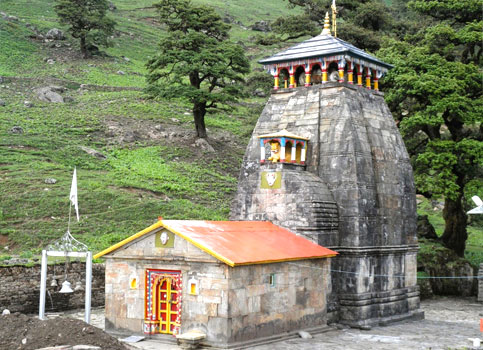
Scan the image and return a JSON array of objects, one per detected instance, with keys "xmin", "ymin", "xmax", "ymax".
[{"xmin": 269, "ymin": 273, "xmax": 276, "ymax": 287}]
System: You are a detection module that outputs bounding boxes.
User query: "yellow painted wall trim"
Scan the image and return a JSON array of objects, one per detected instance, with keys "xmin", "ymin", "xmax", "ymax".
[{"xmin": 93, "ymin": 220, "xmax": 164, "ymax": 259}]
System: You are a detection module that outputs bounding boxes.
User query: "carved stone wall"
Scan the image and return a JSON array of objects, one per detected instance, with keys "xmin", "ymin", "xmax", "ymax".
[{"xmin": 232, "ymin": 83, "xmax": 423, "ymax": 326}]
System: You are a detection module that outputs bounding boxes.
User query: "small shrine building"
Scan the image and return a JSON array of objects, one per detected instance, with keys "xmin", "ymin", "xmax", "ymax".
[{"xmin": 94, "ymin": 220, "xmax": 337, "ymax": 348}]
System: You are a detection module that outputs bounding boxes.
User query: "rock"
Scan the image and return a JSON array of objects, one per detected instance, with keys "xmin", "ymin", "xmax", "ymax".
[
  {"xmin": 34, "ymin": 87, "xmax": 64, "ymax": 103},
  {"xmin": 44, "ymin": 178, "xmax": 57, "ymax": 184},
  {"xmin": 0, "ymin": 99, "xmax": 5, "ymax": 106},
  {"xmin": 10, "ymin": 126, "xmax": 23, "ymax": 134},
  {"xmin": 193, "ymin": 138, "xmax": 215, "ymax": 153},
  {"xmin": 223, "ymin": 14, "xmax": 235, "ymax": 24},
  {"xmin": 46, "ymin": 59, "xmax": 55, "ymax": 65},
  {"xmin": 78, "ymin": 146, "xmax": 107, "ymax": 160},
  {"xmin": 154, "ymin": 124, "xmax": 164, "ymax": 131},
  {"xmin": 417, "ymin": 215, "xmax": 438, "ymax": 240},
  {"xmin": 108, "ymin": 1, "xmax": 116, "ymax": 11},
  {"xmin": 2, "ymin": 309, "xmax": 10, "ymax": 315},
  {"xmin": 297, "ymin": 331, "xmax": 312, "ymax": 339},
  {"xmin": 171, "ymin": 118, "xmax": 180, "ymax": 122},
  {"xmin": 45, "ymin": 28, "xmax": 65, "ymax": 40},
  {"xmin": 122, "ymin": 131, "xmax": 141, "ymax": 143},
  {"xmin": 251, "ymin": 20, "xmax": 271, "ymax": 32},
  {"xmin": 63, "ymin": 96, "xmax": 74, "ymax": 103},
  {"xmin": 72, "ymin": 346, "xmax": 101, "ymax": 350},
  {"xmin": 24, "ymin": 101, "xmax": 33, "ymax": 108},
  {"xmin": 417, "ymin": 277, "xmax": 433, "ymax": 299},
  {"xmin": 117, "ymin": 70, "xmax": 125, "ymax": 75},
  {"xmin": 253, "ymin": 88, "xmax": 267, "ymax": 97},
  {"xmin": 122, "ymin": 56, "xmax": 130, "ymax": 62},
  {"xmin": 359, "ymin": 325, "xmax": 372, "ymax": 330}
]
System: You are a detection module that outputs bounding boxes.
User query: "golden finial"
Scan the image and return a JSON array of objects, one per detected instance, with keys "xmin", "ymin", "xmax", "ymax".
[
  {"xmin": 321, "ymin": 12, "xmax": 331, "ymax": 35},
  {"xmin": 331, "ymin": 0, "xmax": 337, "ymax": 37}
]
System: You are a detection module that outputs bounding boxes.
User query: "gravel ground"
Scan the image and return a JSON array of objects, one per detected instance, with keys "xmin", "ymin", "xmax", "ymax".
[{"xmin": 64, "ymin": 296, "xmax": 482, "ymax": 350}]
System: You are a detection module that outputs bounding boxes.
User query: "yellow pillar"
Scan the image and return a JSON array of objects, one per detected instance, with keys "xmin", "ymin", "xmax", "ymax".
[
  {"xmin": 322, "ymin": 70, "xmax": 328, "ymax": 83},
  {"xmin": 374, "ymin": 78, "xmax": 379, "ymax": 91},
  {"xmin": 274, "ymin": 76, "xmax": 279, "ymax": 90},
  {"xmin": 338, "ymin": 69, "xmax": 344, "ymax": 82},
  {"xmin": 289, "ymin": 74, "xmax": 295, "ymax": 88},
  {"xmin": 305, "ymin": 73, "xmax": 311, "ymax": 86},
  {"xmin": 347, "ymin": 62, "xmax": 353, "ymax": 84},
  {"xmin": 284, "ymin": 79, "xmax": 288, "ymax": 89},
  {"xmin": 357, "ymin": 65, "xmax": 363, "ymax": 86},
  {"xmin": 366, "ymin": 67, "xmax": 371, "ymax": 89}
]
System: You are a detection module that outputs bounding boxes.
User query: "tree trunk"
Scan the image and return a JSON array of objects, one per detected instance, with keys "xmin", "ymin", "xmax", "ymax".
[
  {"xmin": 193, "ymin": 102, "xmax": 207, "ymax": 138},
  {"xmin": 80, "ymin": 36, "xmax": 89, "ymax": 59},
  {"xmin": 441, "ymin": 194, "xmax": 468, "ymax": 257}
]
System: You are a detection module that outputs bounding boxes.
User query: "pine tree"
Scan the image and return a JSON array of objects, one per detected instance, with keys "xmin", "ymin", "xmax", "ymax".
[
  {"xmin": 146, "ymin": 0, "xmax": 250, "ymax": 139},
  {"xmin": 54, "ymin": 0, "xmax": 116, "ymax": 58}
]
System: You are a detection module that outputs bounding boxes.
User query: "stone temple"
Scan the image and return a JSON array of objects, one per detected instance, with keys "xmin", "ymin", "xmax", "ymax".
[{"xmin": 231, "ymin": 13, "xmax": 423, "ymax": 327}]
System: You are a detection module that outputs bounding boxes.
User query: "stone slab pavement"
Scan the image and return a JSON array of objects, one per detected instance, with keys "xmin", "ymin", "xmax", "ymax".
[{"xmin": 65, "ymin": 296, "xmax": 483, "ymax": 350}]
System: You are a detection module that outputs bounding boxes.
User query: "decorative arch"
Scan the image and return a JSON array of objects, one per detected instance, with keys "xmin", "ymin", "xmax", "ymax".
[
  {"xmin": 279, "ymin": 68, "xmax": 289, "ymax": 89},
  {"xmin": 311, "ymin": 64, "xmax": 322, "ymax": 85},
  {"xmin": 295, "ymin": 66, "xmax": 305, "ymax": 87}
]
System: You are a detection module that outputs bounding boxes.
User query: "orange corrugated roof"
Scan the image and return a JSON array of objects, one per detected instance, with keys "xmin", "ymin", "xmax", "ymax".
[
  {"xmin": 94, "ymin": 220, "xmax": 338, "ymax": 266},
  {"xmin": 163, "ymin": 220, "xmax": 337, "ymax": 266}
]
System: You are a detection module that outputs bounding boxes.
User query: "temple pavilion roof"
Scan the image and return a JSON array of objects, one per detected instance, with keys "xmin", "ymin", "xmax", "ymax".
[
  {"xmin": 259, "ymin": 33, "xmax": 393, "ymax": 71},
  {"xmin": 258, "ymin": 129, "xmax": 309, "ymax": 141}
]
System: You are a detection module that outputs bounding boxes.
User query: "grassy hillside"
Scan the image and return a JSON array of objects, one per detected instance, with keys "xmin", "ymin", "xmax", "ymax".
[
  {"xmin": 0, "ymin": 0, "xmax": 481, "ymax": 266},
  {"xmin": 0, "ymin": 0, "xmax": 279, "ymax": 254}
]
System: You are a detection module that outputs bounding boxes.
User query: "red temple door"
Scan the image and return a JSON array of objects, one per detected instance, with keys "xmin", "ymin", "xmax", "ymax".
[{"xmin": 158, "ymin": 277, "xmax": 180, "ymax": 334}]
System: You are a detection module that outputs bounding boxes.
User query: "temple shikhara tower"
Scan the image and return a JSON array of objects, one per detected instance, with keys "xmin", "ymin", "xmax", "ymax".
[{"xmin": 232, "ymin": 9, "xmax": 423, "ymax": 327}]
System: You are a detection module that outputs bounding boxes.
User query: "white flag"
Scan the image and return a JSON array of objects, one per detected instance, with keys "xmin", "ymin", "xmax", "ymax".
[{"xmin": 69, "ymin": 167, "xmax": 79, "ymax": 222}]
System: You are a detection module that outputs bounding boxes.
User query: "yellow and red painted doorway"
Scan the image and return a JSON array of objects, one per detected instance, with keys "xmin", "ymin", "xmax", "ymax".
[{"xmin": 144, "ymin": 269, "xmax": 182, "ymax": 335}]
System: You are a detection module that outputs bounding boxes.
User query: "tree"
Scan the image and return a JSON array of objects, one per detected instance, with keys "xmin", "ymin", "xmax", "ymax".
[
  {"xmin": 54, "ymin": 0, "xmax": 116, "ymax": 58},
  {"xmin": 146, "ymin": 0, "xmax": 250, "ymax": 139},
  {"xmin": 378, "ymin": 1, "xmax": 483, "ymax": 256},
  {"xmin": 270, "ymin": 0, "xmax": 393, "ymax": 51}
]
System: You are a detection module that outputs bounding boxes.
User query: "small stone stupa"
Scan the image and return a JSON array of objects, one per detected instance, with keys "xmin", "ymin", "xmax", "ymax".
[{"xmin": 231, "ymin": 7, "xmax": 423, "ymax": 327}]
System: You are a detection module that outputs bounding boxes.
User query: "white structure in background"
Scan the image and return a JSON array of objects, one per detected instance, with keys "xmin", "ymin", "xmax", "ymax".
[
  {"xmin": 39, "ymin": 168, "xmax": 92, "ymax": 323},
  {"xmin": 467, "ymin": 196, "xmax": 483, "ymax": 215}
]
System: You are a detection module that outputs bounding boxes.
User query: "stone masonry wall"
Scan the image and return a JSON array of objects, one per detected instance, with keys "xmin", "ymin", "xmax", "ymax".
[
  {"xmin": 232, "ymin": 83, "xmax": 422, "ymax": 326},
  {"xmin": 227, "ymin": 259, "xmax": 331, "ymax": 344},
  {"xmin": 0, "ymin": 262, "xmax": 105, "ymax": 314}
]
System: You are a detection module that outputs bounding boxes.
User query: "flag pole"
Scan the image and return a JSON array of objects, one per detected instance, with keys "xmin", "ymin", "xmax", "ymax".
[{"xmin": 67, "ymin": 200, "xmax": 72, "ymax": 233}]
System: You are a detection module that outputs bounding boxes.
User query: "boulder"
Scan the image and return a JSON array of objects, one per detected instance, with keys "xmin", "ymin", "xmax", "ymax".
[
  {"xmin": 45, "ymin": 28, "xmax": 65, "ymax": 40},
  {"xmin": 34, "ymin": 87, "xmax": 64, "ymax": 103},
  {"xmin": 193, "ymin": 138, "xmax": 215, "ymax": 153},
  {"xmin": 253, "ymin": 88, "xmax": 266, "ymax": 97},
  {"xmin": 419, "ymin": 242, "xmax": 477, "ymax": 296},
  {"xmin": 417, "ymin": 215, "xmax": 438, "ymax": 240},
  {"xmin": 251, "ymin": 20, "xmax": 271, "ymax": 32},
  {"xmin": 0, "ymin": 99, "xmax": 5, "ymax": 106},
  {"xmin": 78, "ymin": 146, "xmax": 107, "ymax": 160},
  {"xmin": 10, "ymin": 126, "xmax": 23, "ymax": 134}
]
